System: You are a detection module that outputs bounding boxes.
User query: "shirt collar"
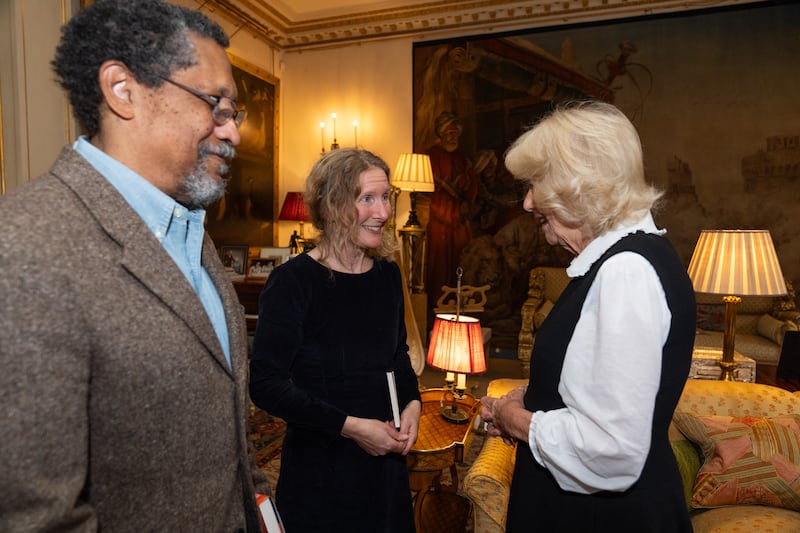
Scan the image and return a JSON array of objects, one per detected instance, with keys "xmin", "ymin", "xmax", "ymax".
[
  {"xmin": 566, "ymin": 212, "xmax": 665, "ymax": 278},
  {"xmin": 73, "ymin": 136, "xmax": 205, "ymax": 241}
]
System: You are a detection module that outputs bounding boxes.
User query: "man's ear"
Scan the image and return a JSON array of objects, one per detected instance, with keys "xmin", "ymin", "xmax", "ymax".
[{"xmin": 97, "ymin": 61, "xmax": 137, "ymax": 121}]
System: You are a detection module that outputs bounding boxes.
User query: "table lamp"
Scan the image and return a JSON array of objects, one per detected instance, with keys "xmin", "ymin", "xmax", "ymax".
[
  {"xmin": 687, "ymin": 229, "xmax": 787, "ymax": 381},
  {"xmin": 278, "ymin": 192, "xmax": 310, "ymax": 253},
  {"xmin": 426, "ymin": 268, "xmax": 486, "ymax": 423},
  {"xmin": 393, "ymin": 153, "xmax": 435, "ymax": 293},
  {"xmin": 392, "ymin": 153, "xmax": 435, "ymax": 228}
]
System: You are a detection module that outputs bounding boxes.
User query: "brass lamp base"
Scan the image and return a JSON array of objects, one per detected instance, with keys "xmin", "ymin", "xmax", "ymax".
[
  {"xmin": 718, "ymin": 295, "xmax": 741, "ymax": 382},
  {"xmin": 440, "ymin": 385, "xmax": 470, "ymax": 424},
  {"xmin": 718, "ymin": 360, "xmax": 737, "ymax": 382},
  {"xmin": 440, "ymin": 405, "xmax": 470, "ymax": 424}
]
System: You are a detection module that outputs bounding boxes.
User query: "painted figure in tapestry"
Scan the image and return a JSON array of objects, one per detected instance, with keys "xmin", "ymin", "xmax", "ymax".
[{"xmin": 425, "ymin": 111, "xmax": 479, "ymax": 304}]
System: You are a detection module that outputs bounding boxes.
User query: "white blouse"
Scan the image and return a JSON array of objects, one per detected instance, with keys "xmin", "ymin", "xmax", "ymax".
[{"xmin": 527, "ymin": 213, "xmax": 673, "ymax": 494}]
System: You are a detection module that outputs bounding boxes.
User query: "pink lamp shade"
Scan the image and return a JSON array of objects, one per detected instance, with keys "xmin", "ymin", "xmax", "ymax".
[
  {"xmin": 426, "ymin": 314, "xmax": 486, "ymax": 375},
  {"xmin": 278, "ymin": 192, "xmax": 310, "ymax": 222}
]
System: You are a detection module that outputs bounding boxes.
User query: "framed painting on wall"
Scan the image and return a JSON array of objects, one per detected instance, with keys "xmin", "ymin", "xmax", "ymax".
[
  {"xmin": 75, "ymin": 5, "xmax": 280, "ymax": 247},
  {"xmin": 205, "ymin": 54, "xmax": 280, "ymax": 247},
  {"xmin": 412, "ymin": 0, "xmax": 800, "ymax": 345}
]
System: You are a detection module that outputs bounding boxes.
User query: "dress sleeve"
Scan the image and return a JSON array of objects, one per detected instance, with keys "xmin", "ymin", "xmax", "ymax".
[
  {"xmin": 528, "ymin": 252, "xmax": 671, "ymax": 493},
  {"xmin": 249, "ymin": 265, "xmax": 348, "ymax": 436}
]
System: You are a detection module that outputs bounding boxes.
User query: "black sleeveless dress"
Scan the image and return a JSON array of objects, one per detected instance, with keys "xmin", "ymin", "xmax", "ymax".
[{"xmin": 506, "ymin": 232, "xmax": 695, "ymax": 532}]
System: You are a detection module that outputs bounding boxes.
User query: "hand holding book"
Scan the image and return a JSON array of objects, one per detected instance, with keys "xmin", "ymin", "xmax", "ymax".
[{"xmin": 386, "ymin": 371, "xmax": 401, "ymax": 430}]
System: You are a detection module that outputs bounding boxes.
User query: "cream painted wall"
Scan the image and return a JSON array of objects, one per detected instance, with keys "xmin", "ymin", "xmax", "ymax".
[
  {"xmin": 279, "ymin": 39, "xmax": 415, "ymax": 245},
  {"xmin": 170, "ymin": 0, "xmax": 280, "ymax": 80},
  {"xmin": 0, "ymin": 0, "xmax": 76, "ymax": 193}
]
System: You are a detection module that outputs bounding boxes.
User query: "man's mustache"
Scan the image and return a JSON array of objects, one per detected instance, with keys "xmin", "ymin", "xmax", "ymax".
[
  {"xmin": 200, "ymin": 141, "xmax": 236, "ymax": 174},
  {"xmin": 201, "ymin": 141, "xmax": 236, "ymax": 160}
]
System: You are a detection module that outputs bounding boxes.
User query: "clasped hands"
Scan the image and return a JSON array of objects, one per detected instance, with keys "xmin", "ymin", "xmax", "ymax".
[
  {"xmin": 342, "ymin": 399, "xmax": 421, "ymax": 457},
  {"xmin": 480, "ymin": 386, "xmax": 529, "ymax": 445}
]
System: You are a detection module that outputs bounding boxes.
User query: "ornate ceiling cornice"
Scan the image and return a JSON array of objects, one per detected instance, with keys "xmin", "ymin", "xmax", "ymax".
[{"xmin": 198, "ymin": 0, "xmax": 764, "ymax": 51}]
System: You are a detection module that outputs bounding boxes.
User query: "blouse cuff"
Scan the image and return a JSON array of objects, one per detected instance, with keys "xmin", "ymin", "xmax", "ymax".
[{"xmin": 528, "ymin": 410, "xmax": 545, "ymax": 465}]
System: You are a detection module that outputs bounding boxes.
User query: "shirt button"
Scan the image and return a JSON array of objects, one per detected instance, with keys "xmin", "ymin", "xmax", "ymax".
[
  {"xmin": 174, "ymin": 207, "xmax": 184, "ymax": 217},
  {"xmin": 155, "ymin": 230, "xmax": 163, "ymax": 240}
]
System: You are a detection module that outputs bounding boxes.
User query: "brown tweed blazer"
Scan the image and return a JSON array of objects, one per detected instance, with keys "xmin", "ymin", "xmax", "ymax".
[{"xmin": 0, "ymin": 147, "xmax": 270, "ymax": 532}]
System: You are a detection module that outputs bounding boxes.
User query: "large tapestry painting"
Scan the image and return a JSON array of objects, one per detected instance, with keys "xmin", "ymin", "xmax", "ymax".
[{"xmin": 413, "ymin": 1, "xmax": 800, "ymax": 346}]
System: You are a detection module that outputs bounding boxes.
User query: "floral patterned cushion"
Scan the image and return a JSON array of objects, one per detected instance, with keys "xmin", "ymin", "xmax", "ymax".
[
  {"xmin": 674, "ymin": 413, "xmax": 800, "ymax": 511},
  {"xmin": 690, "ymin": 504, "xmax": 800, "ymax": 532},
  {"xmin": 676, "ymin": 380, "xmax": 799, "ymax": 417}
]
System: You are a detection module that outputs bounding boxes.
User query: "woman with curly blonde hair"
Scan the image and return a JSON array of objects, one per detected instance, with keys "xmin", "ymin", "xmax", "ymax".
[{"xmin": 250, "ymin": 148, "xmax": 420, "ymax": 532}]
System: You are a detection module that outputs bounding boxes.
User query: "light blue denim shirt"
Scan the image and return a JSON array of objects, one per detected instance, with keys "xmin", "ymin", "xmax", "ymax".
[{"xmin": 74, "ymin": 137, "xmax": 231, "ymax": 366}]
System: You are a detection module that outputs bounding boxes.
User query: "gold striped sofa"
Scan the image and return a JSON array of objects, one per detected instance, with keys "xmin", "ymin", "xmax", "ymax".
[{"xmin": 464, "ymin": 378, "xmax": 800, "ymax": 533}]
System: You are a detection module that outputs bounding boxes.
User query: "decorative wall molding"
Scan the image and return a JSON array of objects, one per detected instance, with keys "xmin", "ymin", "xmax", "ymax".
[{"xmin": 196, "ymin": 0, "xmax": 765, "ymax": 51}]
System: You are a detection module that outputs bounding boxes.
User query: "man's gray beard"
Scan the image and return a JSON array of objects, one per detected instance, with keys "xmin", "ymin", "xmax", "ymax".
[{"xmin": 178, "ymin": 142, "xmax": 235, "ymax": 210}]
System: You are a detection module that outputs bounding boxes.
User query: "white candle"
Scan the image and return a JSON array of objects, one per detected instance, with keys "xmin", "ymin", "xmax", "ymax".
[
  {"xmin": 331, "ymin": 113, "xmax": 337, "ymax": 141},
  {"xmin": 445, "ymin": 372, "xmax": 454, "ymax": 382},
  {"xmin": 353, "ymin": 120, "xmax": 358, "ymax": 147},
  {"xmin": 319, "ymin": 122, "xmax": 325, "ymax": 153},
  {"xmin": 456, "ymin": 373, "xmax": 466, "ymax": 390}
]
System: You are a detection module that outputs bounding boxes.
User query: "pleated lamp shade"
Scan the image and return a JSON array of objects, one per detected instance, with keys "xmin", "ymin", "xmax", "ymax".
[
  {"xmin": 687, "ymin": 230, "xmax": 787, "ymax": 296},
  {"xmin": 392, "ymin": 153, "xmax": 435, "ymax": 193},
  {"xmin": 278, "ymin": 192, "xmax": 310, "ymax": 222},
  {"xmin": 426, "ymin": 314, "xmax": 486, "ymax": 375}
]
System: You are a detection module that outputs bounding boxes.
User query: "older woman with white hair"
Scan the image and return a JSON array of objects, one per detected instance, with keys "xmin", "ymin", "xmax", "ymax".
[{"xmin": 480, "ymin": 101, "xmax": 696, "ymax": 532}]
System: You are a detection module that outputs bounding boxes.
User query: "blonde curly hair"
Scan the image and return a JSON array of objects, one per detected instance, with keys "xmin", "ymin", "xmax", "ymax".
[{"xmin": 305, "ymin": 148, "xmax": 398, "ymax": 263}]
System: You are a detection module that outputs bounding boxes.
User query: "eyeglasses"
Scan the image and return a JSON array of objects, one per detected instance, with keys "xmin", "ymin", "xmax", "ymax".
[{"xmin": 160, "ymin": 77, "xmax": 247, "ymax": 128}]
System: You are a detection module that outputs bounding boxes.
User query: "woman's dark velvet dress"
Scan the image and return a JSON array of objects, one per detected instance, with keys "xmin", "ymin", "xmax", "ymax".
[
  {"xmin": 507, "ymin": 233, "xmax": 695, "ymax": 532},
  {"xmin": 250, "ymin": 254, "xmax": 419, "ymax": 532}
]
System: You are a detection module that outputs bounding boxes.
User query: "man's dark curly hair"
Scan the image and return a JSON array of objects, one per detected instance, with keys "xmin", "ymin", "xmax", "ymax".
[{"xmin": 52, "ymin": 0, "xmax": 229, "ymax": 137}]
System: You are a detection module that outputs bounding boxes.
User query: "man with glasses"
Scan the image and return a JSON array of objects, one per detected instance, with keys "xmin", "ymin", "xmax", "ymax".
[{"xmin": 0, "ymin": 0, "xmax": 271, "ymax": 530}]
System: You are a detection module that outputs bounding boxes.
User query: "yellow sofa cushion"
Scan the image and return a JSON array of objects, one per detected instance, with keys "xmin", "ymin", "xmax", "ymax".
[
  {"xmin": 676, "ymin": 379, "xmax": 800, "ymax": 417},
  {"xmin": 463, "ymin": 435, "xmax": 516, "ymax": 529},
  {"xmin": 690, "ymin": 505, "xmax": 800, "ymax": 532},
  {"xmin": 674, "ymin": 413, "xmax": 800, "ymax": 512},
  {"xmin": 463, "ymin": 378, "xmax": 527, "ymax": 532}
]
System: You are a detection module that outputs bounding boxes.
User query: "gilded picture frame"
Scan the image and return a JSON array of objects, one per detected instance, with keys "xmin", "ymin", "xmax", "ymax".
[
  {"xmin": 205, "ymin": 54, "xmax": 280, "ymax": 247},
  {"xmin": 79, "ymin": 1, "xmax": 280, "ymax": 247}
]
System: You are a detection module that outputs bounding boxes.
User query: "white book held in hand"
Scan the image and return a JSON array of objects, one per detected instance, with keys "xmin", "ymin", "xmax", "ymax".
[{"xmin": 386, "ymin": 371, "xmax": 401, "ymax": 430}]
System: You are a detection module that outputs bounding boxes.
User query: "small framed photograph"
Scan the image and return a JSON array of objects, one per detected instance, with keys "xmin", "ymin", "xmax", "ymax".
[
  {"xmin": 246, "ymin": 257, "xmax": 279, "ymax": 283},
  {"xmin": 259, "ymin": 247, "xmax": 293, "ymax": 264},
  {"xmin": 220, "ymin": 246, "xmax": 248, "ymax": 281}
]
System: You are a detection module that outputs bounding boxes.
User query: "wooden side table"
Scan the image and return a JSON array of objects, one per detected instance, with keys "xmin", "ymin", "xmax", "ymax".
[{"xmin": 407, "ymin": 388, "xmax": 480, "ymax": 533}]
